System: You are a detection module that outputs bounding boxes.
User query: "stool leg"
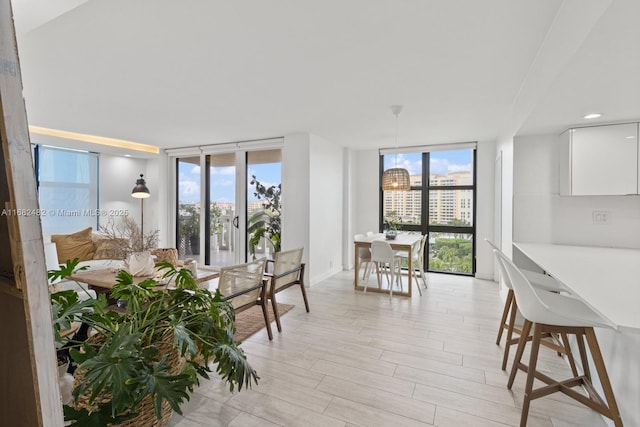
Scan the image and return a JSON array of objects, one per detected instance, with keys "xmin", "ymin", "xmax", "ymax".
[
  {"xmin": 576, "ymin": 332, "xmax": 592, "ymax": 382},
  {"xmin": 584, "ymin": 328, "xmax": 623, "ymax": 427},
  {"xmin": 497, "ymin": 289, "xmax": 514, "ymax": 345},
  {"xmin": 508, "ymin": 319, "xmax": 532, "ymax": 389},
  {"xmin": 520, "ymin": 322, "xmax": 543, "ymax": 427},
  {"xmin": 501, "ymin": 294, "xmax": 519, "ymax": 370},
  {"xmin": 560, "ymin": 332, "xmax": 579, "ymax": 377}
]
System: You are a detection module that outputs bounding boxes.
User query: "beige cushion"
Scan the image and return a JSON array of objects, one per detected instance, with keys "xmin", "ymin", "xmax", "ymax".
[
  {"xmin": 93, "ymin": 238, "xmax": 128, "ymax": 260},
  {"xmin": 51, "ymin": 227, "xmax": 95, "ymax": 262}
]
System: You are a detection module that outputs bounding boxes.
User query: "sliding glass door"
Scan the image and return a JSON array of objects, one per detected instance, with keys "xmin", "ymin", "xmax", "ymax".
[
  {"xmin": 207, "ymin": 153, "xmax": 236, "ymax": 266},
  {"xmin": 247, "ymin": 150, "xmax": 282, "ymax": 261},
  {"xmin": 177, "ymin": 157, "xmax": 201, "ymax": 259},
  {"xmin": 173, "ymin": 143, "xmax": 282, "ymax": 267}
]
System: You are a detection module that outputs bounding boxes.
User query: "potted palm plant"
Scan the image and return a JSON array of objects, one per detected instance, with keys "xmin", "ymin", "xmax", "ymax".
[{"xmin": 49, "ymin": 259, "xmax": 258, "ymax": 426}]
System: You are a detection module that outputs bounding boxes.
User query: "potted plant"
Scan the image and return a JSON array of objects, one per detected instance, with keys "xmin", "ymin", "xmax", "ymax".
[
  {"xmin": 48, "ymin": 259, "xmax": 258, "ymax": 426},
  {"xmin": 178, "ymin": 204, "xmax": 200, "ymax": 255},
  {"xmin": 210, "ymin": 202, "xmax": 223, "ymax": 251},
  {"xmin": 384, "ymin": 214, "xmax": 402, "ymax": 240},
  {"xmin": 248, "ymin": 175, "xmax": 281, "ymax": 258}
]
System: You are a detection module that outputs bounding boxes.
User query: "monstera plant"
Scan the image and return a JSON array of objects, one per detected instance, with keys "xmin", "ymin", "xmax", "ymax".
[{"xmin": 49, "ymin": 260, "xmax": 258, "ymax": 426}]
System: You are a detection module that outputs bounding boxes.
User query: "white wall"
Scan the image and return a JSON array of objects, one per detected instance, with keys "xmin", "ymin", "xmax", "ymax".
[
  {"xmin": 474, "ymin": 141, "xmax": 496, "ymax": 280},
  {"xmin": 283, "ymin": 133, "xmax": 343, "ymax": 285},
  {"xmin": 282, "ymin": 133, "xmax": 310, "ymax": 268},
  {"xmin": 496, "ymin": 137, "xmax": 514, "ymax": 257},
  {"xmin": 98, "ymin": 154, "xmax": 153, "ymax": 232},
  {"xmin": 309, "ymin": 135, "xmax": 344, "ymax": 283},
  {"xmin": 353, "ymin": 149, "xmax": 380, "ymax": 241},
  {"xmin": 513, "ymin": 134, "xmax": 640, "ymax": 249}
]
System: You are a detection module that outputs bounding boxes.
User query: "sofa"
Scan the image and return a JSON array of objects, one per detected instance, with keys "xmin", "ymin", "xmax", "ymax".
[{"xmin": 45, "ymin": 227, "xmax": 125, "ymax": 298}]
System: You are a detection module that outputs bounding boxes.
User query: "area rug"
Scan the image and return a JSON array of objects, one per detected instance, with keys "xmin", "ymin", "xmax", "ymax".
[{"xmin": 233, "ymin": 303, "xmax": 294, "ymax": 342}]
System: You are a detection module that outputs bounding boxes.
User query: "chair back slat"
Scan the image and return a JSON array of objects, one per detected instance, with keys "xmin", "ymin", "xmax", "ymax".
[
  {"xmin": 218, "ymin": 258, "xmax": 266, "ymax": 310},
  {"xmin": 273, "ymin": 247, "xmax": 304, "ymax": 290}
]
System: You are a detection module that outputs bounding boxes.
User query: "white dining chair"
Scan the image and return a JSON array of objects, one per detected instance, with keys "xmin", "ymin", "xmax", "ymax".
[
  {"xmin": 353, "ymin": 234, "xmax": 373, "ymax": 280},
  {"xmin": 493, "ymin": 249, "xmax": 622, "ymax": 427},
  {"xmin": 396, "ymin": 234, "xmax": 427, "ymax": 294},
  {"xmin": 370, "ymin": 240, "xmax": 402, "ymax": 297}
]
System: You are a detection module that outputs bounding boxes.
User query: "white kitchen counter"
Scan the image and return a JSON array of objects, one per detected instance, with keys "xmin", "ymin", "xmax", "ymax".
[
  {"xmin": 514, "ymin": 242, "xmax": 640, "ymax": 333},
  {"xmin": 514, "ymin": 242, "xmax": 640, "ymax": 426}
]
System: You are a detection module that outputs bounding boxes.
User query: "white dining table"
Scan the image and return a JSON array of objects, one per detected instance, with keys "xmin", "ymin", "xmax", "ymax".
[{"xmin": 354, "ymin": 233, "xmax": 422, "ymax": 297}]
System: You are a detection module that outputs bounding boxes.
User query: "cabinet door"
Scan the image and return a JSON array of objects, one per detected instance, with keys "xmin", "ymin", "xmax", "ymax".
[{"xmin": 570, "ymin": 123, "xmax": 638, "ymax": 195}]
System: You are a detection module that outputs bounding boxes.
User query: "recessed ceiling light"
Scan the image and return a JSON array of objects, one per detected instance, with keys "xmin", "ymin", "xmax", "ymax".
[
  {"xmin": 583, "ymin": 113, "xmax": 602, "ymax": 119},
  {"xmin": 124, "ymin": 154, "xmax": 132, "ymax": 157},
  {"xmin": 626, "ymin": 136, "xmax": 636, "ymax": 139}
]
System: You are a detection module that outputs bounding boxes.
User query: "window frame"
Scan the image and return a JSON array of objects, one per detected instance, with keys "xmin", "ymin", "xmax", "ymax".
[{"xmin": 379, "ymin": 147, "xmax": 477, "ymax": 276}]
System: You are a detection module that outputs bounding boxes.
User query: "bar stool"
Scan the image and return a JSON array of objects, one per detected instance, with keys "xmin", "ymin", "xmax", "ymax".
[
  {"xmin": 493, "ymin": 250, "xmax": 622, "ymax": 427},
  {"xmin": 486, "ymin": 239, "xmax": 572, "ymax": 370}
]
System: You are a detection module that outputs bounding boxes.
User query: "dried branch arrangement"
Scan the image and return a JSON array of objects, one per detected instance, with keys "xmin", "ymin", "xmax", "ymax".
[{"xmin": 99, "ymin": 216, "xmax": 159, "ymax": 255}]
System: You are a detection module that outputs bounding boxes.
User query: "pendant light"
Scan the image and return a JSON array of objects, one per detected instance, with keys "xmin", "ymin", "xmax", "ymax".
[{"xmin": 382, "ymin": 105, "xmax": 410, "ymax": 191}]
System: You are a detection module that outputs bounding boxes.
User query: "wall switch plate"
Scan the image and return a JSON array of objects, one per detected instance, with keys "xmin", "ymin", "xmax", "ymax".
[{"xmin": 592, "ymin": 211, "xmax": 611, "ymax": 225}]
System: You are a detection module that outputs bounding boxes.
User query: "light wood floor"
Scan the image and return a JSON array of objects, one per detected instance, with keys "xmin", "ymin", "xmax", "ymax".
[{"xmin": 167, "ymin": 270, "xmax": 607, "ymax": 427}]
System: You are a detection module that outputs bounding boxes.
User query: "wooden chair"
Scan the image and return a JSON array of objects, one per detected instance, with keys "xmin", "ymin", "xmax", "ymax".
[
  {"xmin": 217, "ymin": 258, "xmax": 272, "ymax": 340},
  {"xmin": 494, "ymin": 249, "xmax": 622, "ymax": 427},
  {"xmin": 264, "ymin": 247, "xmax": 308, "ymax": 333}
]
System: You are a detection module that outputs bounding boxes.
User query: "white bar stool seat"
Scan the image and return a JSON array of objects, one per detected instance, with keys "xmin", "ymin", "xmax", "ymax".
[{"xmin": 486, "ymin": 239, "xmax": 572, "ymax": 369}]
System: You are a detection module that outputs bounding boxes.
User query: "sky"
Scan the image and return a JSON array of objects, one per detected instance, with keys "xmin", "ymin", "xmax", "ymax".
[
  {"xmin": 384, "ymin": 149, "xmax": 473, "ymax": 176},
  {"xmin": 179, "ymin": 149, "xmax": 472, "ymax": 204},
  {"xmin": 178, "ymin": 160, "xmax": 280, "ymax": 204}
]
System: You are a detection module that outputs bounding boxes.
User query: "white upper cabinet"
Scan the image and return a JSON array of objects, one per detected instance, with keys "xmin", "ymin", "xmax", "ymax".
[{"xmin": 560, "ymin": 123, "xmax": 639, "ymax": 196}]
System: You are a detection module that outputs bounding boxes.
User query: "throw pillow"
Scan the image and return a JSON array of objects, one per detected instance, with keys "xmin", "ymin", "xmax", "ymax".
[{"xmin": 51, "ymin": 227, "xmax": 95, "ymax": 263}]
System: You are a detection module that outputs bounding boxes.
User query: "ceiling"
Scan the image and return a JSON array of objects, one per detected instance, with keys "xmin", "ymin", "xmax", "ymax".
[{"xmin": 10, "ymin": 0, "xmax": 640, "ymax": 153}]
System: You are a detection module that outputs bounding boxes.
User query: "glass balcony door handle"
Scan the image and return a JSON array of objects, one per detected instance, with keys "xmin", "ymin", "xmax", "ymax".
[{"xmin": 232, "ymin": 216, "xmax": 239, "ymax": 229}]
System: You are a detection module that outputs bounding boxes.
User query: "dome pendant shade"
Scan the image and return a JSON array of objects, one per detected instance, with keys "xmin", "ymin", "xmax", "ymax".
[
  {"xmin": 131, "ymin": 174, "xmax": 150, "ymax": 198},
  {"xmin": 382, "ymin": 167, "xmax": 410, "ymax": 191}
]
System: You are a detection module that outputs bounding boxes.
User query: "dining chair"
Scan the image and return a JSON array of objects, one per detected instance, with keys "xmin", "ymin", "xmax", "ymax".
[
  {"xmin": 485, "ymin": 238, "xmax": 571, "ymax": 366},
  {"xmin": 370, "ymin": 240, "xmax": 402, "ymax": 297},
  {"xmin": 217, "ymin": 258, "xmax": 273, "ymax": 340},
  {"xmin": 264, "ymin": 247, "xmax": 308, "ymax": 333},
  {"xmin": 354, "ymin": 234, "xmax": 375, "ymax": 282},
  {"xmin": 493, "ymin": 249, "xmax": 622, "ymax": 427},
  {"xmin": 396, "ymin": 234, "xmax": 428, "ymax": 293}
]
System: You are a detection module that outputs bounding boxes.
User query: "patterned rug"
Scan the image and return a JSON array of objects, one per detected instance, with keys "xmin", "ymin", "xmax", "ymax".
[{"xmin": 233, "ymin": 303, "xmax": 294, "ymax": 342}]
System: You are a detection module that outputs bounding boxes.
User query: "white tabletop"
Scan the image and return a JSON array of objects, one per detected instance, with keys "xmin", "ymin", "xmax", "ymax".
[
  {"xmin": 354, "ymin": 233, "xmax": 422, "ymax": 246},
  {"xmin": 514, "ymin": 242, "xmax": 640, "ymax": 333}
]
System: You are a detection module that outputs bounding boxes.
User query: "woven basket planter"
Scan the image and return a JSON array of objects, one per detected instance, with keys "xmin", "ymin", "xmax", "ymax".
[
  {"xmin": 151, "ymin": 248, "xmax": 179, "ymax": 267},
  {"xmin": 72, "ymin": 330, "xmax": 185, "ymax": 427}
]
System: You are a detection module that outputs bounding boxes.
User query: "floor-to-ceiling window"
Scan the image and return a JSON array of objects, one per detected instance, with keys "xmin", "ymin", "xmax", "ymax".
[
  {"xmin": 247, "ymin": 150, "xmax": 281, "ymax": 261},
  {"xmin": 170, "ymin": 140, "xmax": 282, "ymax": 266},
  {"xmin": 207, "ymin": 153, "xmax": 236, "ymax": 266},
  {"xmin": 176, "ymin": 157, "xmax": 201, "ymax": 259},
  {"xmin": 35, "ymin": 145, "xmax": 99, "ymax": 235},
  {"xmin": 380, "ymin": 144, "xmax": 476, "ymax": 275}
]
